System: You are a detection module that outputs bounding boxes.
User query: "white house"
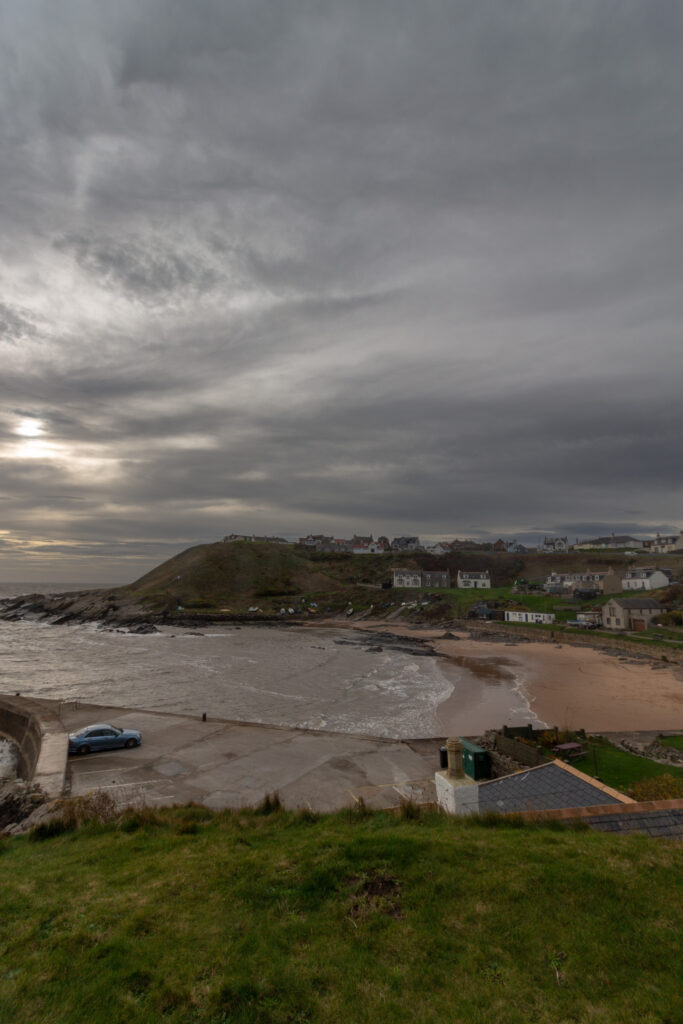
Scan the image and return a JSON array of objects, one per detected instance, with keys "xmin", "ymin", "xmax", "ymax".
[
  {"xmin": 504, "ymin": 610, "xmax": 555, "ymax": 625},
  {"xmin": 621, "ymin": 568, "xmax": 670, "ymax": 591},
  {"xmin": 392, "ymin": 569, "xmax": 422, "ymax": 588},
  {"xmin": 392, "ymin": 569, "xmax": 450, "ymax": 588},
  {"xmin": 539, "ymin": 536, "xmax": 568, "ymax": 553},
  {"xmin": 456, "ymin": 570, "xmax": 491, "ymax": 589}
]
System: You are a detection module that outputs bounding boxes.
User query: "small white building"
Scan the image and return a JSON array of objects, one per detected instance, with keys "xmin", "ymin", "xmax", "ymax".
[
  {"xmin": 392, "ymin": 569, "xmax": 450, "ymax": 588},
  {"xmin": 505, "ymin": 610, "xmax": 555, "ymax": 625},
  {"xmin": 456, "ymin": 570, "xmax": 491, "ymax": 589},
  {"xmin": 539, "ymin": 536, "xmax": 568, "ymax": 553},
  {"xmin": 392, "ymin": 569, "xmax": 422, "ymax": 588},
  {"xmin": 621, "ymin": 568, "xmax": 670, "ymax": 591}
]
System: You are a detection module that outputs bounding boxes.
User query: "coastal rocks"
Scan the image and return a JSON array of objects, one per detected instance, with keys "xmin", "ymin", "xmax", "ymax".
[
  {"xmin": 618, "ymin": 737, "xmax": 683, "ymax": 766},
  {"xmin": 0, "ymin": 589, "xmax": 146, "ymax": 627},
  {"xmin": 0, "ymin": 780, "xmax": 47, "ymax": 834},
  {"xmin": 334, "ymin": 631, "xmax": 443, "ymax": 658}
]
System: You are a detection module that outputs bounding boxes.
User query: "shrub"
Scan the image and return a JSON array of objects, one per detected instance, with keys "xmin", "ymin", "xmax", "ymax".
[
  {"xmin": 254, "ymin": 792, "xmax": 282, "ymax": 815},
  {"xmin": 628, "ymin": 775, "xmax": 683, "ymax": 800}
]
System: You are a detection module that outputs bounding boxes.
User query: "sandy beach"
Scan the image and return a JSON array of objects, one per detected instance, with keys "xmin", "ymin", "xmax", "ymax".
[{"xmin": 353, "ymin": 623, "xmax": 683, "ymax": 733}]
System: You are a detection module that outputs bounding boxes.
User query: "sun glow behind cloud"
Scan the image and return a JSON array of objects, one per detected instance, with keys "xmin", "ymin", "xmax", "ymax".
[
  {"xmin": 15, "ymin": 417, "xmax": 44, "ymax": 438},
  {"xmin": 4, "ymin": 418, "xmax": 120, "ymax": 481}
]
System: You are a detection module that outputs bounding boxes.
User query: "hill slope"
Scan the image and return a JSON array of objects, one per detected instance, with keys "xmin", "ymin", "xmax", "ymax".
[
  {"xmin": 1, "ymin": 805, "xmax": 681, "ymax": 1024},
  {"xmin": 124, "ymin": 540, "xmax": 343, "ymax": 611}
]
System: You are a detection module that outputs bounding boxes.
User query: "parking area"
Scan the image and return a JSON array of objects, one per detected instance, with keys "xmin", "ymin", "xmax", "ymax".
[{"xmin": 59, "ymin": 703, "xmax": 440, "ymax": 812}]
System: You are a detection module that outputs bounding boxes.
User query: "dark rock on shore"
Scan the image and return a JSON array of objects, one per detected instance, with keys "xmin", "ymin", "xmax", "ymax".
[{"xmin": 0, "ymin": 780, "xmax": 47, "ymax": 834}]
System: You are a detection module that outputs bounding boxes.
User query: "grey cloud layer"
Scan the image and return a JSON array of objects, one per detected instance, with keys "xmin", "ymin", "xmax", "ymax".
[{"xmin": 1, "ymin": 1, "xmax": 682, "ymax": 580}]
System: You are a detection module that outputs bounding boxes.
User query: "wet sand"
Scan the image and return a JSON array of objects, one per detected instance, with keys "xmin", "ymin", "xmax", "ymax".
[{"xmin": 347, "ymin": 623, "xmax": 683, "ymax": 733}]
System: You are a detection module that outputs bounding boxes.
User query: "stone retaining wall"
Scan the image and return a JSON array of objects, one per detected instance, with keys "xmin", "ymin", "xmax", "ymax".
[
  {"xmin": 0, "ymin": 696, "xmax": 67, "ymax": 797},
  {"xmin": 494, "ymin": 733, "xmax": 551, "ymax": 767}
]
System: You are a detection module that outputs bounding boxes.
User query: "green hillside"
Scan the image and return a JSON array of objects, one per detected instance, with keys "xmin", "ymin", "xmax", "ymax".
[
  {"xmin": 1, "ymin": 804, "xmax": 680, "ymax": 1024},
  {"xmin": 123, "ymin": 541, "xmax": 344, "ymax": 612},
  {"xmin": 117, "ymin": 542, "xmax": 683, "ymax": 626}
]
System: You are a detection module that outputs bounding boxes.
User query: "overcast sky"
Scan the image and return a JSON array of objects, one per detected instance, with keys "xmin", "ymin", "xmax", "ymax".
[{"xmin": 2, "ymin": 1, "xmax": 682, "ymax": 583}]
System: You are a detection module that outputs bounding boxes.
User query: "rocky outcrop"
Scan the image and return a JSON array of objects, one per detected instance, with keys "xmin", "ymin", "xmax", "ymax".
[{"xmin": 0, "ymin": 588, "xmax": 149, "ymax": 626}]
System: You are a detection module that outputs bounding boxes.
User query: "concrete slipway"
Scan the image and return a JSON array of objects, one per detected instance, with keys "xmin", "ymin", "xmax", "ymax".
[{"xmin": 59, "ymin": 703, "xmax": 440, "ymax": 812}]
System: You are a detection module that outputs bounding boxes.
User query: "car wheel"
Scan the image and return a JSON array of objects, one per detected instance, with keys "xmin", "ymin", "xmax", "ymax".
[
  {"xmin": 78, "ymin": 745, "xmax": 91, "ymax": 755},
  {"xmin": 125, "ymin": 738, "xmax": 137, "ymax": 748}
]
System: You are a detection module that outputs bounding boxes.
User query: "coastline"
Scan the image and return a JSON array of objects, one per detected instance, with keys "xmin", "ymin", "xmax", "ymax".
[{"xmin": 330, "ymin": 621, "xmax": 683, "ymax": 733}]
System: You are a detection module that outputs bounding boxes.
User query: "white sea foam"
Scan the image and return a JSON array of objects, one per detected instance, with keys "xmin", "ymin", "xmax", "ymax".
[{"xmin": 0, "ymin": 739, "xmax": 18, "ymax": 779}]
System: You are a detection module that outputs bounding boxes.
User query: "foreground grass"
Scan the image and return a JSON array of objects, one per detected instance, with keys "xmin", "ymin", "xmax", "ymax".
[{"xmin": 0, "ymin": 806, "xmax": 681, "ymax": 1024}]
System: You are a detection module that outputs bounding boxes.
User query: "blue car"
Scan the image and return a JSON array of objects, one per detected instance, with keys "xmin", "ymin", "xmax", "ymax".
[{"xmin": 68, "ymin": 723, "xmax": 142, "ymax": 755}]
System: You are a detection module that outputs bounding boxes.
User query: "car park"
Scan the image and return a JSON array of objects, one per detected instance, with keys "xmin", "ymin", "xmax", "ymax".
[{"xmin": 68, "ymin": 723, "xmax": 142, "ymax": 755}]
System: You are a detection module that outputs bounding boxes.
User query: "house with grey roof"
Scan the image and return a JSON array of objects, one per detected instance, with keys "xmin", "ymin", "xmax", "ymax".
[
  {"xmin": 391, "ymin": 535, "xmax": 421, "ymax": 551},
  {"xmin": 436, "ymin": 758, "xmax": 632, "ymax": 816},
  {"xmin": 601, "ymin": 596, "xmax": 663, "ymax": 631},
  {"xmin": 457, "ymin": 570, "xmax": 491, "ymax": 589},
  {"xmin": 392, "ymin": 568, "xmax": 422, "ymax": 588},
  {"xmin": 392, "ymin": 568, "xmax": 450, "ymax": 588},
  {"xmin": 621, "ymin": 567, "xmax": 671, "ymax": 591}
]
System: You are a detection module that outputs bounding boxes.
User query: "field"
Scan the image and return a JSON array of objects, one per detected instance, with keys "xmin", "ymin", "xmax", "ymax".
[{"xmin": 0, "ymin": 804, "xmax": 681, "ymax": 1024}]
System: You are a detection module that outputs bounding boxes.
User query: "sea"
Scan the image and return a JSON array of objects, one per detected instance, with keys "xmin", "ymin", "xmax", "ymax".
[{"xmin": 0, "ymin": 581, "xmax": 540, "ymax": 743}]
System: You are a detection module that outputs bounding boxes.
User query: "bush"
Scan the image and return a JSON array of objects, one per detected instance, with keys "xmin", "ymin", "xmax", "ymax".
[
  {"xmin": 628, "ymin": 775, "xmax": 683, "ymax": 800},
  {"xmin": 29, "ymin": 791, "xmax": 122, "ymax": 840},
  {"xmin": 254, "ymin": 792, "xmax": 282, "ymax": 815}
]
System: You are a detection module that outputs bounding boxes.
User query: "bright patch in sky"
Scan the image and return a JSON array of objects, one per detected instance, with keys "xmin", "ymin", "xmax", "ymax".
[{"xmin": 15, "ymin": 417, "xmax": 44, "ymax": 438}]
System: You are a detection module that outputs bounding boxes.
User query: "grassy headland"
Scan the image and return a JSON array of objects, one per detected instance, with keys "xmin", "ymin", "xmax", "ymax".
[
  {"xmin": 121, "ymin": 541, "xmax": 683, "ymax": 617},
  {"xmin": 1, "ymin": 805, "xmax": 681, "ymax": 1024},
  {"xmin": 4, "ymin": 542, "xmax": 682, "ymax": 656}
]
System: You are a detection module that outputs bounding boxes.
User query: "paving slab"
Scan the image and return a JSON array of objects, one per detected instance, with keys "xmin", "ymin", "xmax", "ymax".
[{"xmin": 58, "ymin": 702, "xmax": 443, "ymax": 812}]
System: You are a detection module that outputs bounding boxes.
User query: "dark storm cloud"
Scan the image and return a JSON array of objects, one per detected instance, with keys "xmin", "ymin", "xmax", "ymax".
[{"xmin": 1, "ymin": 1, "xmax": 682, "ymax": 580}]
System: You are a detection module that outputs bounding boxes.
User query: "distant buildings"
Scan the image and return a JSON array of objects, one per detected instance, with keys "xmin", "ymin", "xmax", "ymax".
[
  {"xmin": 392, "ymin": 569, "xmax": 422, "ymax": 588},
  {"xmin": 539, "ymin": 536, "xmax": 568, "ymax": 553},
  {"xmin": 642, "ymin": 532, "xmax": 683, "ymax": 554},
  {"xmin": 543, "ymin": 571, "xmax": 622, "ymax": 594},
  {"xmin": 223, "ymin": 533, "xmax": 289, "ymax": 544},
  {"xmin": 391, "ymin": 536, "xmax": 421, "ymax": 552},
  {"xmin": 392, "ymin": 569, "xmax": 450, "ymax": 588},
  {"xmin": 456, "ymin": 570, "xmax": 491, "ymax": 589},
  {"xmin": 573, "ymin": 535, "xmax": 644, "ymax": 550},
  {"xmin": 505, "ymin": 610, "xmax": 555, "ymax": 625}
]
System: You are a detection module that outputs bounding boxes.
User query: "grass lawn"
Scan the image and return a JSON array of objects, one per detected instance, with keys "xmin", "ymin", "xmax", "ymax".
[
  {"xmin": 658, "ymin": 734, "xmax": 683, "ymax": 752},
  {"xmin": 0, "ymin": 805, "xmax": 681, "ymax": 1024},
  {"xmin": 552, "ymin": 738, "xmax": 683, "ymax": 793}
]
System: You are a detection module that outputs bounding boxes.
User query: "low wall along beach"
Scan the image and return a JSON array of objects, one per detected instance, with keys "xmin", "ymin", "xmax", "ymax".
[{"xmin": 0, "ymin": 697, "xmax": 68, "ymax": 797}]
